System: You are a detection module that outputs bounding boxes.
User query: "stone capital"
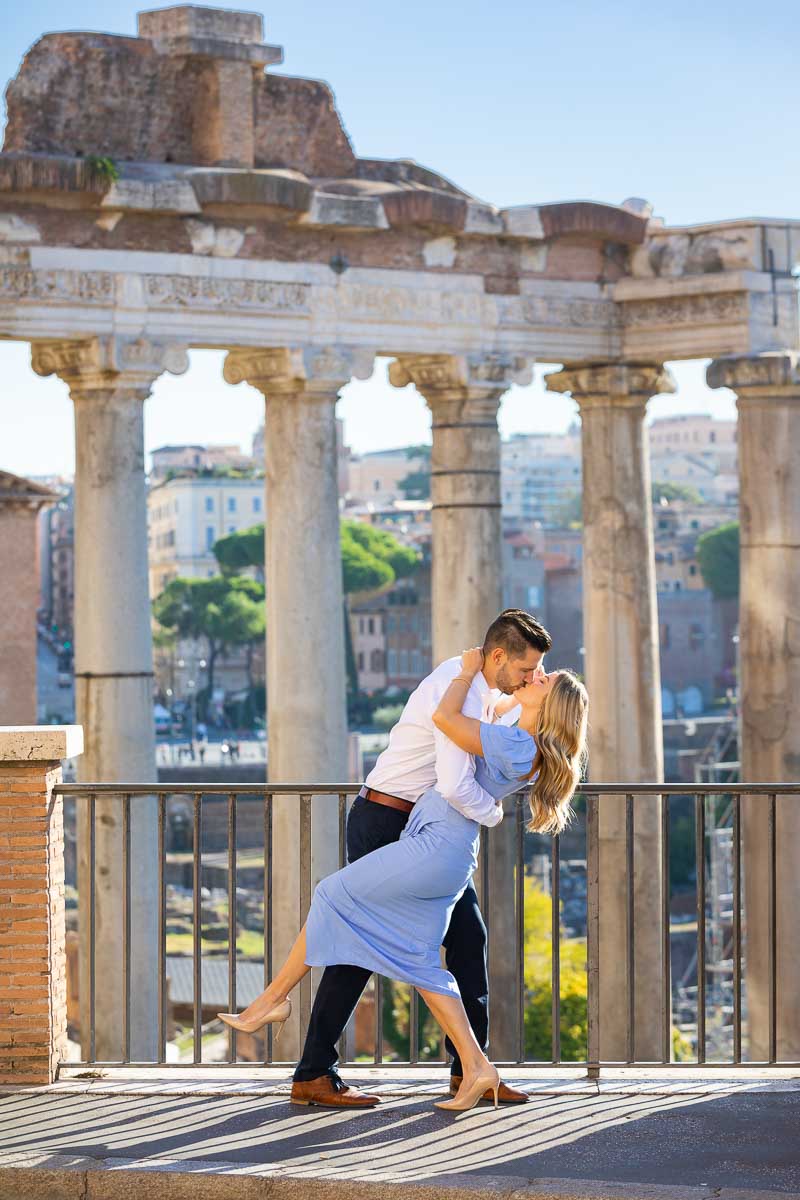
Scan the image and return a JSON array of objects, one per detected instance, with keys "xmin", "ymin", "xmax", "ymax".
[
  {"xmin": 223, "ymin": 345, "xmax": 374, "ymax": 397},
  {"xmin": 545, "ymin": 362, "xmax": 676, "ymax": 409},
  {"xmin": 389, "ymin": 352, "xmax": 532, "ymax": 425},
  {"xmin": 31, "ymin": 336, "xmax": 189, "ymax": 396},
  {"xmin": 389, "ymin": 352, "xmax": 532, "ymax": 397},
  {"xmin": 707, "ymin": 352, "xmax": 800, "ymax": 398}
]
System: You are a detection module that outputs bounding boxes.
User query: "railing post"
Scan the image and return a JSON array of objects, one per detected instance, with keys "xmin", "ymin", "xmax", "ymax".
[
  {"xmin": 0, "ymin": 725, "xmax": 83, "ymax": 1085},
  {"xmin": 586, "ymin": 792, "xmax": 600, "ymax": 1079}
]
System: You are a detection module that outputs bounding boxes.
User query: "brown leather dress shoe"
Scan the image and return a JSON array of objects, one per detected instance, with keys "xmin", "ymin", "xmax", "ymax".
[
  {"xmin": 450, "ymin": 1075, "xmax": 529, "ymax": 1104},
  {"xmin": 291, "ymin": 1075, "xmax": 381, "ymax": 1109}
]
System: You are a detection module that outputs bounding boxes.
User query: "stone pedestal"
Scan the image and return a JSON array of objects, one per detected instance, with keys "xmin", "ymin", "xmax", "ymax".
[
  {"xmin": 707, "ymin": 352, "xmax": 800, "ymax": 1060},
  {"xmin": 0, "ymin": 474, "xmax": 58, "ymax": 724},
  {"xmin": 547, "ymin": 362, "xmax": 674, "ymax": 1062},
  {"xmin": 0, "ymin": 725, "xmax": 83, "ymax": 1084},
  {"xmin": 224, "ymin": 345, "xmax": 372, "ymax": 1059},
  {"xmin": 389, "ymin": 352, "xmax": 531, "ymax": 1061},
  {"xmin": 32, "ymin": 337, "xmax": 188, "ymax": 1063}
]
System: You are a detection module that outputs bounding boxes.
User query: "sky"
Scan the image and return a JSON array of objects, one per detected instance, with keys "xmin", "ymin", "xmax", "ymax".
[{"xmin": 3, "ymin": 0, "xmax": 798, "ymax": 475}]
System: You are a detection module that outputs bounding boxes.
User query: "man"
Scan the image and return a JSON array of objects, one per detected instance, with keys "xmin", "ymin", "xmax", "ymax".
[{"xmin": 291, "ymin": 608, "xmax": 552, "ymax": 1108}]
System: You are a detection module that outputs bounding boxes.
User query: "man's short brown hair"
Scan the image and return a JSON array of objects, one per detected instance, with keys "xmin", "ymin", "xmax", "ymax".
[{"xmin": 483, "ymin": 609, "xmax": 552, "ymax": 658}]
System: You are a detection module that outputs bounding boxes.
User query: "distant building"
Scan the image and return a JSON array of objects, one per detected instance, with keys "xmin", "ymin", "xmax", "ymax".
[
  {"xmin": 649, "ymin": 414, "xmax": 738, "ymax": 505},
  {"xmin": 502, "ymin": 528, "xmax": 546, "ymax": 613},
  {"xmin": 37, "ymin": 479, "xmax": 74, "ymax": 640},
  {"xmin": 501, "ymin": 429, "xmax": 582, "ymax": 525},
  {"xmin": 147, "ymin": 473, "xmax": 266, "ymax": 598},
  {"xmin": 347, "ymin": 446, "xmax": 425, "ymax": 507},
  {"xmin": 658, "ymin": 588, "xmax": 731, "ymax": 710},
  {"xmin": 149, "ymin": 443, "xmax": 255, "ymax": 480},
  {"xmin": 349, "ymin": 610, "xmax": 387, "ymax": 693}
]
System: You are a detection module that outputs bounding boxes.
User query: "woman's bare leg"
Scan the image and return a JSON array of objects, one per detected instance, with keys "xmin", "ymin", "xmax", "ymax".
[
  {"xmin": 234, "ymin": 924, "xmax": 311, "ymax": 1020},
  {"xmin": 417, "ymin": 988, "xmax": 494, "ymax": 1095}
]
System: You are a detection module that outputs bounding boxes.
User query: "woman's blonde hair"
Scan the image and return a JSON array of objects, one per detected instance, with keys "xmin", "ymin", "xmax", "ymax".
[{"xmin": 526, "ymin": 669, "xmax": 588, "ymax": 835}]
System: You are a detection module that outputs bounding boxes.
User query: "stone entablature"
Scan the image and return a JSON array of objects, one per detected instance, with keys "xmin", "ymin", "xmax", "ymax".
[{"xmin": 1, "ymin": 9, "xmax": 797, "ymax": 368}]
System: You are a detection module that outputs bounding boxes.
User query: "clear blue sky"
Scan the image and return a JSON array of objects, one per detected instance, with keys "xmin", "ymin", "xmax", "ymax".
[{"xmin": 4, "ymin": 0, "xmax": 798, "ymax": 475}]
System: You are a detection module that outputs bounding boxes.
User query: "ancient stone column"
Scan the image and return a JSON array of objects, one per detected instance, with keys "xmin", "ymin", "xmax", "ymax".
[
  {"xmin": 389, "ymin": 353, "xmax": 532, "ymax": 660},
  {"xmin": 707, "ymin": 352, "xmax": 800, "ymax": 1061},
  {"xmin": 389, "ymin": 352, "xmax": 531, "ymax": 1061},
  {"xmin": 0, "ymin": 473, "xmax": 58, "ymax": 724},
  {"xmin": 224, "ymin": 345, "xmax": 373, "ymax": 1058},
  {"xmin": 32, "ymin": 336, "xmax": 188, "ymax": 1062},
  {"xmin": 546, "ymin": 362, "xmax": 675, "ymax": 1062}
]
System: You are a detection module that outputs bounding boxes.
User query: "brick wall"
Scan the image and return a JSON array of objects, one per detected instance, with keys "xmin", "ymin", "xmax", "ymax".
[{"xmin": 0, "ymin": 761, "xmax": 67, "ymax": 1084}]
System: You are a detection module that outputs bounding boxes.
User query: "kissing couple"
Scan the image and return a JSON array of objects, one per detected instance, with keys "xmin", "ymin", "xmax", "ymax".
[{"xmin": 219, "ymin": 609, "xmax": 588, "ymax": 1113}]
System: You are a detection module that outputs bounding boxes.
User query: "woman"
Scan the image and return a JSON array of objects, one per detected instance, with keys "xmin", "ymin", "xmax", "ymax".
[{"xmin": 219, "ymin": 649, "xmax": 588, "ymax": 1112}]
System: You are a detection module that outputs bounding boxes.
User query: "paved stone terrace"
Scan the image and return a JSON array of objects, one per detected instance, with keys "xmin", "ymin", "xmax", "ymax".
[{"xmin": 1, "ymin": 1068, "xmax": 799, "ymax": 1199}]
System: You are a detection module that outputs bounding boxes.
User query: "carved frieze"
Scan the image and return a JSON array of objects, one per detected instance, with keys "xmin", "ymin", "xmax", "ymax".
[
  {"xmin": 621, "ymin": 292, "xmax": 748, "ymax": 327},
  {"xmin": 0, "ymin": 267, "xmax": 114, "ymax": 303},
  {"xmin": 519, "ymin": 296, "xmax": 618, "ymax": 329},
  {"xmin": 323, "ymin": 283, "xmax": 484, "ymax": 327},
  {"xmin": 144, "ymin": 274, "xmax": 309, "ymax": 312}
]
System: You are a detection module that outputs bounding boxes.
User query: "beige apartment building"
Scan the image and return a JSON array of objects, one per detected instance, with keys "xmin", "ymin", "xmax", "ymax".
[
  {"xmin": 148, "ymin": 473, "xmax": 265, "ymax": 599},
  {"xmin": 649, "ymin": 414, "xmax": 738, "ymax": 505}
]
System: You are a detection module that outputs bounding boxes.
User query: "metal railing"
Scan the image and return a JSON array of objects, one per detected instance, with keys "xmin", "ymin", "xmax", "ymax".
[{"xmin": 55, "ymin": 781, "xmax": 799, "ymax": 1072}]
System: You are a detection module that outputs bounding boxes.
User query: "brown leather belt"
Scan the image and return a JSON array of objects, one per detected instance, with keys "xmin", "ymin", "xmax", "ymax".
[{"xmin": 363, "ymin": 787, "xmax": 414, "ymax": 815}]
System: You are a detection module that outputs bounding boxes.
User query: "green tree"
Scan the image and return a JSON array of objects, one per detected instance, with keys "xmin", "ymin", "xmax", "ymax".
[
  {"xmin": 523, "ymin": 879, "xmax": 588, "ymax": 1060},
  {"xmin": 153, "ymin": 576, "xmax": 265, "ymax": 701},
  {"xmin": 398, "ymin": 444, "xmax": 431, "ymax": 501},
  {"xmin": 554, "ymin": 490, "xmax": 583, "ymax": 528},
  {"xmin": 213, "ymin": 525, "xmax": 264, "ymax": 577},
  {"xmin": 696, "ymin": 520, "xmax": 740, "ymax": 600},
  {"xmin": 652, "ymin": 481, "xmax": 704, "ymax": 505},
  {"xmin": 213, "ymin": 520, "xmax": 420, "ymax": 595}
]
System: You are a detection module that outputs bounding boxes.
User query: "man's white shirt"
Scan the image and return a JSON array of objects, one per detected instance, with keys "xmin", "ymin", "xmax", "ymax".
[{"xmin": 364, "ymin": 657, "xmax": 520, "ymax": 828}]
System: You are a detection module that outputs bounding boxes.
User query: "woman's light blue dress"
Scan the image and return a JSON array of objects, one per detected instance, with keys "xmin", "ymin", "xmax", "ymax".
[{"xmin": 305, "ymin": 723, "xmax": 536, "ymax": 996}]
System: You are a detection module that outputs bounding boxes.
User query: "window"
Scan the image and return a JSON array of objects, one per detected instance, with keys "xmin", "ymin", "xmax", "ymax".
[
  {"xmin": 689, "ymin": 564, "xmax": 697, "ymax": 576},
  {"xmin": 368, "ymin": 617, "xmax": 374, "ymax": 635},
  {"xmin": 227, "ymin": 497, "xmax": 237, "ymax": 513},
  {"xmin": 228, "ymin": 525, "xmax": 236, "ymax": 534},
  {"xmin": 205, "ymin": 497, "xmax": 214, "ymax": 513},
  {"xmin": 206, "ymin": 527, "xmax": 215, "ymax": 550},
  {"xmin": 388, "ymin": 650, "xmax": 397, "ymax": 674},
  {"xmin": 689, "ymin": 623, "xmax": 705, "ymax": 651},
  {"xmin": 253, "ymin": 496, "xmax": 262, "ymax": 513},
  {"xmin": 370, "ymin": 649, "xmax": 384, "ymax": 672},
  {"xmin": 357, "ymin": 652, "xmax": 365, "ymax": 671}
]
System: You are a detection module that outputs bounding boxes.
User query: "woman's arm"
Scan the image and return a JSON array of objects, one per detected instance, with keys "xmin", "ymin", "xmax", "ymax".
[{"xmin": 432, "ymin": 647, "xmax": 485, "ymax": 756}]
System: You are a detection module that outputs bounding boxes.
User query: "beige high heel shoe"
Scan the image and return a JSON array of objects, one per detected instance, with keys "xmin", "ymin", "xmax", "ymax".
[
  {"xmin": 434, "ymin": 1066, "xmax": 501, "ymax": 1112},
  {"xmin": 217, "ymin": 998, "xmax": 291, "ymax": 1039}
]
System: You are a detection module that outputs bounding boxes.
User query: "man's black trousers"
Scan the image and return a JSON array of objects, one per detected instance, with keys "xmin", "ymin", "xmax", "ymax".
[{"xmin": 293, "ymin": 792, "xmax": 489, "ymax": 1082}]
